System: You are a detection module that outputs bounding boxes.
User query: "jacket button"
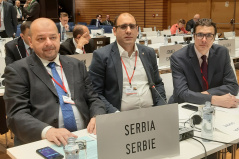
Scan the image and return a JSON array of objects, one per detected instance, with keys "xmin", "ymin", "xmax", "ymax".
[{"xmin": 56, "ymin": 98, "xmax": 59, "ymax": 103}]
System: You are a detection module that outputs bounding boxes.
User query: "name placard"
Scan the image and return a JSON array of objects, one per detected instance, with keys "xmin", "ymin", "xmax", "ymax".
[
  {"xmin": 96, "ymin": 104, "xmax": 180, "ymax": 159},
  {"xmin": 158, "ymin": 44, "xmax": 182, "ymax": 67},
  {"xmin": 218, "ymin": 39, "xmax": 235, "ymax": 56}
]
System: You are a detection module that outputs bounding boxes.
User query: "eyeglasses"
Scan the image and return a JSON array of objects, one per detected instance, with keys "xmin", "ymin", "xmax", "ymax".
[
  {"xmin": 115, "ymin": 24, "xmax": 137, "ymax": 30},
  {"xmin": 195, "ymin": 33, "xmax": 215, "ymax": 40}
]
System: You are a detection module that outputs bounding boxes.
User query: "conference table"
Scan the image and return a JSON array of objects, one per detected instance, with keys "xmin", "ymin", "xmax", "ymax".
[{"xmin": 6, "ymin": 103, "xmax": 239, "ymax": 159}]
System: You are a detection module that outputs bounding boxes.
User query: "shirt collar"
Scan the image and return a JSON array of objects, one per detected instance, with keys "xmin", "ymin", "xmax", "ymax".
[
  {"xmin": 73, "ymin": 38, "xmax": 78, "ymax": 48},
  {"xmin": 194, "ymin": 45, "xmax": 209, "ymax": 59},
  {"xmin": 23, "ymin": 40, "xmax": 30, "ymax": 50},
  {"xmin": 117, "ymin": 42, "xmax": 138, "ymax": 58},
  {"xmin": 60, "ymin": 22, "xmax": 64, "ymax": 28},
  {"xmin": 37, "ymin": 53, "xmax": 61, "ymax": 67}
]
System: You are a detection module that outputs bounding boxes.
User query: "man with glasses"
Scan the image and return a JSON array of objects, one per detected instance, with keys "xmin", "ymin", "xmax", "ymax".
[
  {"xmin": 169, "ymin": 18, "xmax": 239, "ymax": 108},
  {"xmin": 186, "ymin": 14, "xmax": 200, "ymax": 33},
  {"xmin": 59, "ymin": 24, "xmax": 94, "ymax": 55},
  {"xmin": 89, "ymin": 13, "xmax": 167, "ymax": 113}
]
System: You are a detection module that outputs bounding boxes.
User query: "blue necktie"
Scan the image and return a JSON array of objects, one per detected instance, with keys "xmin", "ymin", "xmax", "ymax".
[{"xmin": 48, "ymin": 62, "xmax": 77, "ymax": 132}]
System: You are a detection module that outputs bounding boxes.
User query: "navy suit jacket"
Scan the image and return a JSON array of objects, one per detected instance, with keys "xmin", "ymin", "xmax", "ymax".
[
  {"xmin": 5, "ymin": 37, "xmax": 27, "ymax": 66},
  {"xmin": 169, "ymin": 43, "xmax": 239, "ymax": 104},
  {"xmin": 89, "ymin": 42, "xmax": 167, "ymax": 113},
  {"xmin": 90, "ymin": 19, "xmax": 102, "ymax": 26},
  {"xmin": 4, "ymin": 53, "xmax": 106, "ymax": 145}
]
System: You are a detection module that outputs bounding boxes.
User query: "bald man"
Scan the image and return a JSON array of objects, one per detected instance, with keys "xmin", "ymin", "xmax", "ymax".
[
  {"xmin": 59, "ymin": 24, "xmax": 94, "ymax": 55},
  {"xmin": 186, "ymin": 14, "xmax": 200, "ymax": 33},
  {"xmin": 4, "ymin": 18, "xmax": 105, "ymax": 146}
]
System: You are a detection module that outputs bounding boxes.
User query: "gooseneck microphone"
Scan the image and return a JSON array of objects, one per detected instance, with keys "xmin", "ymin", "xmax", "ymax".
[
  {"xmin": 16, "ymin": 45, "xmax": 23, "ymax": 59},
  {"xmin": 149, "ymin": 82, "xmax": 167, "ymax": 105}
]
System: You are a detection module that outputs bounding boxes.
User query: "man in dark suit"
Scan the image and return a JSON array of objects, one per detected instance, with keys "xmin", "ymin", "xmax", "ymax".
[
  {"xmin": 56, "ymin": 12, "xmax": 70, "ymax": 42},
  {"xmin": 15, "ymin": 0, "xmax": 23, "ymax": 24},
  {"xmin": 5, "ymin": 21, "xmax": 32, "ymax": 66},
  {"xmin": 23, "ymin": 0, "xmax": 40, "ymax": 21},
  {"xmin": 169, "ymin": 18, "xmax": 239, "ymax": 108},
  {"xmin": 0, "ymin": 0, "xmax": 17, "ymax": 38},
  {"xmin": 90, "ymin": 14, "xmax": 102, "ymax": 27},
  {"xmin": 60, "ymin": 25, "xmax": 94, "ymax": 55},
  {"xmin": 102, "ymin": 15, "xmax": 113, "ymax": 26},
  {"xmin": 89, "ymin": 13, "xmax": 167, "ymax": 113},
  {"xmin": 186, "ymin": 14, "xmax": 200, "ymax": 33},
  {"xmin": 4, "ymin": 18, "xmax": 105, "ymax": 146}
]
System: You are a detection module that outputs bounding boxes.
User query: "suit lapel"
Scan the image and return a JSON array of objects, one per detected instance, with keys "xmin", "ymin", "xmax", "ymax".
[
  {"xmin": 60, "ymin": 56, "xmax": 75, "ymax": 99},
  {"xmin": 207, "ymin": 47, "xmax": 216, "ymax": 86},
  {"xmin": 137, "ymin": 44, "xmax": 153, "ymax": 83},
  {"xmin": 28, "ymin": 53, "xmax": 58, "ymax": 97},
  {"xmin": 18, "ymin": 38, "xmax": 27, "ymax": 58},
  {"xmin": 188, "ymin": 44, "xmax": 204, "ymax": 89},
  {"xmin": 69, "ymin": 38, "xmax": 76, "ymax": 55},
  {"xmin": 111, "ymin": 42, "xmax": 123, "ymax": 98}
]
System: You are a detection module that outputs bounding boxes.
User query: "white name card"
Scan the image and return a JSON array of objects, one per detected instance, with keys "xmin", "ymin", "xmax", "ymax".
[
  {"xmin": 96, "ymin": 104, "xmax": 180, "ymax": 159},
  {"xmin": 218, "ymin": 39, "xmax": 235, "ymax": 56}
]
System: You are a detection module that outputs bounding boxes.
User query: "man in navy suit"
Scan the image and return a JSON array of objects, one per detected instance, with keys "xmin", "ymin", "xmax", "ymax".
[
  {"xmin": 89, "ymin": 13, "xmax": 166, "ymax": 113},
  {"xmin": 169, "ymin": 18, "xmax": 239, "ymax": 108},
  {"xmin": 5, "ymin": 21, "xmax": 32, "ymax": 65},
  {"xmin": 90, "ymin": 14, "xmax": 102, "ymax": 27},
  {"xmin": 56, "ymin": 12, "xmax": 70, "ymax": 42}
]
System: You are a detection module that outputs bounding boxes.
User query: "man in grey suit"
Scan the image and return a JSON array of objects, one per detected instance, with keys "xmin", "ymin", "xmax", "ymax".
[
  {"xmin": 0, "ymin": 0, "xmax": 17, "ymax": 38},
  {"xmin": 23, "ymin": 0, "xmax": 40, "ymax": 21},
  {"xmin": 169, "ymin": 18, "xmax": 239, "ymax": 108},
  {"xmin": 89, "ymin": 13, "xmax": 167, "ymax": 114},
  {"xmin": 4, "ymin": 18, "xmax": 105, "ymax": 146}
]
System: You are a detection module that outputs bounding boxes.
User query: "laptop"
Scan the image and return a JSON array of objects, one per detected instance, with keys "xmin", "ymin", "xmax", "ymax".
[
  {"xmin": 158, "ymin": 44, "xmax": 182, "ymax": 69},
  {"xmin": 68, "ymin": 53, "xmax": 93, "ymax": 70},
  {"xmin": 96, "ymin": 104, "xmax": 180, "ymax": 159}
]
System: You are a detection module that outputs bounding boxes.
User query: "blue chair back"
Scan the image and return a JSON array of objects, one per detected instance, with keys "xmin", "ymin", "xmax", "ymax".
[
  {"xmin": 87, "ymin": 26, "xmax": 99, "ymax": 34},
  {"xmin": 101, "ymin": 25, "xmax": 113, "ymax": 33},
  {"xmin": 78, "ymin": 22, "xmax": 87, "ymax": 26},
  {"xmin": 16, "ymin": 27, "xmax": 21, "ymax": 37}
]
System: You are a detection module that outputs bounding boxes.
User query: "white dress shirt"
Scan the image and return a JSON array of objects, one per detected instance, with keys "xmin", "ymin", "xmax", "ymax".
[
  {"xmin": 117, "ymin": 42, "xmax": 153, "ymax": 111},
  {"xmin": 60, "ymin": 22, "xmax": 67, "ymax": 41},
  {"xmin": 16, "ymin": 6, "xmax": 22, "ymax": 19},
  {"xmin": 0, "ymin": 2, "xmax": 5, "ymax": 32},
  {"xmin": 23, "ymin": 40, "xmax": 31, "ymax": 56},
  {"xmin": 73, "ymin": 38, "xmax": 84, "ymax": 54},
  {"xmin": 194, "ymin": 45, "xmax": 209, "ymax": 66},
  {"xmin": 39, "ymin": 54, "xmax": 84, "ymax": 139}
]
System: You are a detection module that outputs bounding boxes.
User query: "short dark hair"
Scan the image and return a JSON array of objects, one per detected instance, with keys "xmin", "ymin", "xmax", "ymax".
[
  {"xmin": 96, "ymin": 14, "xmax": 102, "ymax": 18},
  {"xmin": 60, "ymin": 12, "xmax": 68, "ymax": 18},
  {"xmin": 113, "ymin": 13, "xmax": 137, "ymax": 27},
  {"xmin": 20, "ymin": 21, "xmax": 31, "ymax": 34},
  {"xmin": 73, "ymin": 25, "xmax": 84, "ymax": 38},
  {"xmin": 178, "ymin": 19, "xmax": 186, "ymax": 24},
  {"xmin": 194, "ymin": 18, "xmax": 217, "ymax": 35}
]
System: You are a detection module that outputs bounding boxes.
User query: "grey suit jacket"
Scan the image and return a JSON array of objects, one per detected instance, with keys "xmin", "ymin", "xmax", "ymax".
[
  {"xmin": 3, "ymin": 1, "xmax": 17, "ymax": 37},
  {"xmin": 4, "ymin": 53, "xmax": 106, "ymax": 145},
  {"xmin": 59, "ymin": 38, "xmax": 94, "ymax": 55},
  {"xmin": 89, "ymin": 42, "xmax": 167, "ymax": 113},
  {"xmin": 23, "ymin": 1, "xmax": 40, "ymax": 21},
  {"xmin": 169, "ymin": 43, "xmax": 239, "ymax": 104}
]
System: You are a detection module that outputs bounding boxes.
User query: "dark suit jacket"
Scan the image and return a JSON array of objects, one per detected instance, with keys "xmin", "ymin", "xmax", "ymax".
[
  {"xmin": 102, "ymin": 20, "xmax": 113, "ymax": 26},
  {"xmin": 90, "ymin": 19, "xmax": 102, "ymax": 26},
  {"xmin": 15, "ymin": 6, "xmax": 23, "ymax": 21},
  {"xmin": 59, "ymin": 38, "xmax": 94, "ymax": 55},
  {"xmin": 3, "ymin": 1, "xmax": 17, "ymax": 37},
  {"xmin": 186, "ymin": 19, "xmax": 195, "ymax": 32},
  {"xmin": 5, "ymin": 37, "xmax": 27, "ymax": 66},
  {"xmin": 23, "ymin": 1, "xmax": 40, "ymax": 21},
  {"xmin": 89, "ymin": 42, "xmax": 167, "ymax": 113},
  {"xmin": 4, "ymin": 53, "xmax": 106, "ymax": 145},
  {"xmin": 169, "ymin": 43, "xmax": 239, "ymax": 104}
]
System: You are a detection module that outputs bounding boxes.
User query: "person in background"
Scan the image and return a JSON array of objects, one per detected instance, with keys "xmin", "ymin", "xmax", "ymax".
[
  {"xmin": 4, "ymin": 18, "xmax": 106, "ymax": 146},
  {"xmin": 0, "ymin": 0, "xmax": 17, "ymax": 38},
  {"xmin": 90, "ymin": 14, "xmax": 102, "ymax": 27},
  {"xmin": 89, "ymin": 13, "xmax": 167, "ymax": 114},
  {"xmin": 60, "ymin": 24, "xmax": 94, "ymax": 55},
  {"xmin": 15, "ymin": 0, "xmax": 23, "ymax": 24},
  {"xmin": 5, "ymin": 21, "xmax": 32, "ymax": 65},
  {"xmin": 23, "ymin": 0, "xmax": 40, "ymax": 21},
  {"xmin": 170, "ymin": 19, "xmax": 190, "ymax": 35},
  {"xmin": 56, "ymin": 12, "xmax": 69, "ymax": 42},
  {"xmin": 102, "ymin": 15, "xmax": 113, "ymax": 26},
  {"xmin": 169, "ymin": 18, "xmax": 239, "ymax": 108},
  {"xmin": 186, "ymin": 14, "xmax": 200, "ymax": 33}
]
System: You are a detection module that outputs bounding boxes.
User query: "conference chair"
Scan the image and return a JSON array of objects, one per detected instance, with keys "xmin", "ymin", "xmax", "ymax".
[
  {"xmin": 161, "ymin": 30, "xmax": 171, "ymax": 36},
  {"xmin": 224, "ymin": 31, "xmax": 235, "ymax": 39},
  {"xmin": 101, "ymin": 25, "xmax": 113, "ymax": 33},
  {"xmin": 78, "ymin": 22, "xmax": 87, "ymax": 26},
  {"xmin": 171, "ymin": 36, "xmax": 184, "ymax": 43},
  {"xmin": 151, "ymin": 36, "xmax": 165, "ymax": 44},
  {"xmin": 143, "ymin": 27, "xmax": 152, "ymax": 32},
  {"xmin": 145, "ymin": 31, "xmax": 157, "ymax": 37}
]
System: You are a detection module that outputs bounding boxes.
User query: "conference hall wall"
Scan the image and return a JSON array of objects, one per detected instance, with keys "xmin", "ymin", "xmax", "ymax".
[{"xmin": 168, "ymin": 0, "xmax": 239, "ymax": 36}]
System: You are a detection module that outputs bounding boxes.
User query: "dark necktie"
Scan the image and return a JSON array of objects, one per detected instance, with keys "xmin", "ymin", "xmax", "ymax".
[
  {"xmin": 29, "ymin": 48, "xmax": 33, "ymax": 55},
  {"xmin": 61, "ymin": 27, "xmax": 65, "ymax": 41},
  {"xmin": 48, "ymin": 62, "xmax": 77, "ymax": 132},
  {"xmin": 201, "ymin": 55, "xmax": 208, "ymax": 91}
]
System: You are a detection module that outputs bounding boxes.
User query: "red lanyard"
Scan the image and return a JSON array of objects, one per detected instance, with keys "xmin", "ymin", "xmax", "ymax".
[
  {"xmin": 26, "ymin": 49, "xmax": 30, "ymax": 56},
  {"xmin": 200, "ymin": 68, "xmax": 209, "ymax": 90},
  {"xmin": 50, "ymin": 63, "xmax": 68, "ymax": 93},
  {"xmin": 121, "ymin": 51, "xmax": 137, "ymax": 86}
]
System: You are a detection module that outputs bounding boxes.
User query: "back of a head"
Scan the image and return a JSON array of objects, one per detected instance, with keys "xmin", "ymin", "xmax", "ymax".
[
  {"xmin": 20, "ymin": 21, "xmax": 31, "ymax": 34},
  {"xmin": 194, "ymin": 18, "xmax": 217, "ymax": 35},
  {"xmin": 73, "ymin": 24, "xmax": 85, "ymax": 38}
]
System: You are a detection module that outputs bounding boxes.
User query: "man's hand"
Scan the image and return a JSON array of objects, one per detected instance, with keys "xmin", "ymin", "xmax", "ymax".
[
  {"xmin": 76, "ymin": 32, "xmax": 90, "ymax": 50},
  {"xmin": 211, "ymin": 93, "xmax": 239, "ymax": 108},
  {"xmin": 201, "ymin": 91, "xmax": 209, "ymax": 95},
  {"xmin": 45, "ymin": 128, "xmax": 77, "ymax": 146},
  {"xmin": 87, "ymin": 117, "xmax": 96, "ymax": 135},
  {"xmin": 64, "ymin": 24, "xmax": 70, "ymax": 31}
]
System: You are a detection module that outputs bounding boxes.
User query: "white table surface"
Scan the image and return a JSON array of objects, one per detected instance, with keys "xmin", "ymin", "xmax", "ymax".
[{"xmin": 7, "ymin": 103, "xmax": 239, "ymax": 159}]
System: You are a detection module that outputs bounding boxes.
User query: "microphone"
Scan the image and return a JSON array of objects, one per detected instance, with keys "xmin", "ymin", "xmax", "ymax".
[
  {"xmin": 149, "ymin": 82, "xmax": 167, "ymax": 105},
  {"xmin": 16, "ymin": 45, "xmax": 23, "ymax": 59},
  {"xmin": 12, "ymin": 33, "xmax": 16, "ymax": 39}
]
